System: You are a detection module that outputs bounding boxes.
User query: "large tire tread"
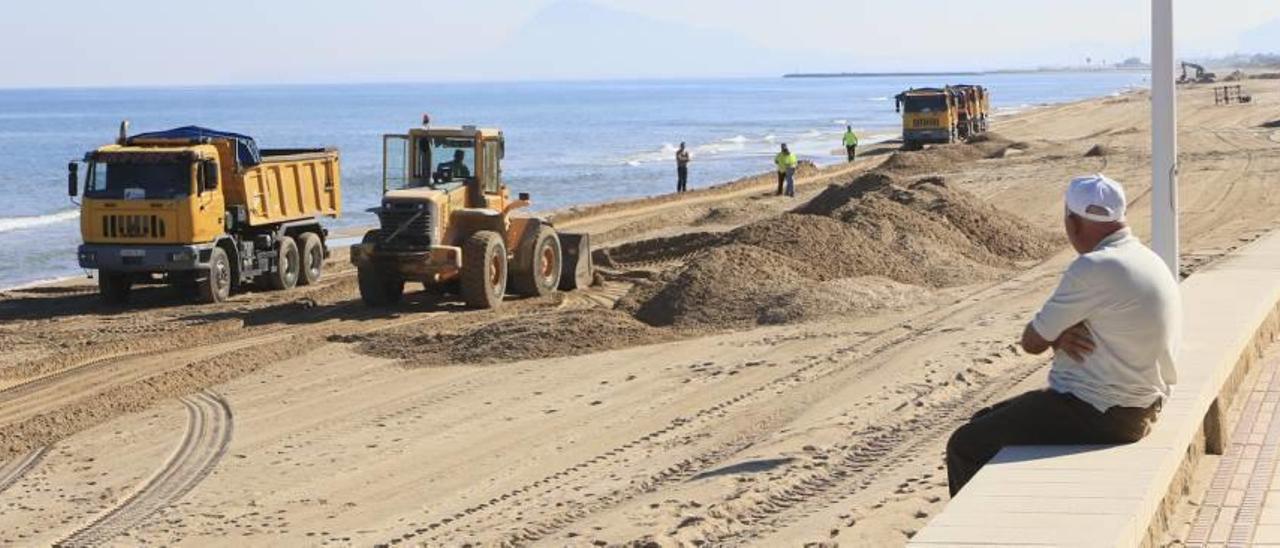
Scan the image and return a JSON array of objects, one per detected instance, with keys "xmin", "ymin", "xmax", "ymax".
[{"xmin": 461, "ymin": 231, "xmax": 507, "ymax": 309}]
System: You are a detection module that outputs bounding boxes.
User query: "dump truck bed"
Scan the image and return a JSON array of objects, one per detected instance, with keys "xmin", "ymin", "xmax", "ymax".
[{"xmin": 229, "ymin": 148, "xmax": 342, "ymax": 226}]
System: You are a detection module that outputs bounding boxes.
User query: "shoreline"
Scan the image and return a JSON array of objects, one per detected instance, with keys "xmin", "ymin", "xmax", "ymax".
[{"xmin": 0, "ymin": 86, "xmax": 1139, "ymax": 293}]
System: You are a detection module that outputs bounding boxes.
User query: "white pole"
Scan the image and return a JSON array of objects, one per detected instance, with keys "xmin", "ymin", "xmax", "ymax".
[{"xmin": 1151, "ymin": 0, "xmax": 1179, "ymax": 276}]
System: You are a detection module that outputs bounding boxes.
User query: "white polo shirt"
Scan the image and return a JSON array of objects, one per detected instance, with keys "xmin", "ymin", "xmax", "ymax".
[{"xmin": 1031, "ymin": 228, "xmax": 1182, "ymax": 412}]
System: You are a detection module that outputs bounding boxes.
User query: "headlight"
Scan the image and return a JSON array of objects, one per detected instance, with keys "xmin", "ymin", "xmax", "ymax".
[
  {"xmin": 168, "ymin": 250, "xmax": 194, "ymax": 263},
  {"xmin": 79, "ymin": 251, "xmax": 97, "ymax": 264}
]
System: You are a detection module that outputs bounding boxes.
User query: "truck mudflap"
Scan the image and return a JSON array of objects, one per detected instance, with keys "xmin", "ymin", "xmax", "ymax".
[
  {"xmin": 558, "ymin": 232, "xmax": 593, "ymax": 290},
  {"xmin": 78, "ymin": 243, "xmax": 214, "ymax": 272}
]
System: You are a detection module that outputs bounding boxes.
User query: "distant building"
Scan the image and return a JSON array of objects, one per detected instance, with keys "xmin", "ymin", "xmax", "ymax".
[{"xmin": 1115, "ymin": 57, "xmax": 1151, "ymax": 69}]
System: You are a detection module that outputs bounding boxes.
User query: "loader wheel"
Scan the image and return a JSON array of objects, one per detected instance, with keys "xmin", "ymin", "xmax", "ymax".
[
  {"xmin": 357, "ymin": 266, "xmax": 404, "ymax": 307},
  {"xmin": 297, "ymin": 232, "xmax": 324, "ymax": 286},
  {"xmin": 510, "ymin": 225, "xmax": 562, "ymax": 297},
  {"xmin": 198, "ymin": 247, "xmax": 232, "ymax": 303},
  {"xmin": 461, "ymin": 231, "xmax": 507, "ymax": 309},
  {"xmin": 98, "ymin": 271, "xmax": 132, "ymax": 305},
  {"xmin": 269, "ymin": 236, "xmax": 300, "ymax": 290}
]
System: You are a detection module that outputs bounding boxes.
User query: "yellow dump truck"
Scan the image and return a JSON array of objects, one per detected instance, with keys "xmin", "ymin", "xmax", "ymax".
[
  {"xmin": 69, "ymin": 123, "xmax": 341, "ymax": 304},
  {"xmin": 894, "ymin": 85, "xmax": 990, "ymax": 149}
]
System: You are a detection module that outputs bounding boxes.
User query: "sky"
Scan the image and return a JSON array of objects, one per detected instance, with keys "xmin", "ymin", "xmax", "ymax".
[{"xmin": 2, "ymin": 0, "xmax": 1279, "ymax": 88}]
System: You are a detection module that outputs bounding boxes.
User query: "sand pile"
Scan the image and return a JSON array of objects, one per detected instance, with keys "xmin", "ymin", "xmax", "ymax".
[
  {"xmin": 880, "ymin": 136, "xmax": 1020, "ymax": 174},
  {"xmin": 1084, "ymin": 144, "xmax": 1110, "ymax": 157},
  {"xmin": 624, "ymin": 171, "xmax": 1058, "ymax": 327},
  {"xmin": 757, "ymin": 276, "xmax": 939, "ymax": 325},
  {"xmin": 340, "ymin": 309, "xmax": 667, "ymax": 366}
]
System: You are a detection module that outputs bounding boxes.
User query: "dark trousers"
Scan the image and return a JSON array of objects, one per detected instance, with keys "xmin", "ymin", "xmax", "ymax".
[
  {"xmin": 677, "ymin": 165, "xmax": 688, "ymax": 192},
  {"xmin": 846, "ymin": 145, "xmax": 857, "ymax": 162},
  {"xmin": 945, "ymin": 389, "xmax": 1158, "ymax": 497},
  {"xmin": 776, "ymin": 172, "xmax": 786, "ymax": 195}
]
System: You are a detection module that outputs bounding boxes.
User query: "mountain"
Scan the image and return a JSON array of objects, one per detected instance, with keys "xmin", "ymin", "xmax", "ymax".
[{"xmin": 488, "ymin": 1, "xmax": 848, "ymax": 80}]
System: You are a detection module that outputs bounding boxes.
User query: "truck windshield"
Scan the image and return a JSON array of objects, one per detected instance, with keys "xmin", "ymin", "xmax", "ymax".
[
  {"xmin": 85, "ymin": 162, "xmax": 193, "ymax": 200},
  {"xmin": 409, "ymin": 137, "xmax": 475, "ymax": 188},
  {"xmin": 904, "ymin": 95, "xmax": 948, "ymax": 113}
]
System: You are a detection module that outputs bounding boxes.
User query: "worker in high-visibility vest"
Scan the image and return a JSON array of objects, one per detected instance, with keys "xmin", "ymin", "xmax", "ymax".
[
  {"xmin": 843, "ymin": 126, "xmax": 859, "ymax": 163},
  {"xmin": 774, "ymin": 144, "xmax": 798, "ymax": 197}
]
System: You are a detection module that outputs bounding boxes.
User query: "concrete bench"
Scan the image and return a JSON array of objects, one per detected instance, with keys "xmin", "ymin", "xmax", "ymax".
[{"xmin": 910, "ymin": 232, "xmax": 1280, "ymax": 547}]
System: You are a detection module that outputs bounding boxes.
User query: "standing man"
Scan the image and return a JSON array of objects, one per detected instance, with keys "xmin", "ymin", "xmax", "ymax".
[
  {"xmin": 676, "ymin": 142, "xmax": 691, "ymax": 193},
  {"xmin": 843, "ymin": 125, "xmax": 859, "ymax": 163},
  {"xmin": 774, "ymin": 144, "xmax": 798, "ymax": 197},
  {"xmin": 944, "ymin": 174, "xmax": 1181, "ymax": 497}
]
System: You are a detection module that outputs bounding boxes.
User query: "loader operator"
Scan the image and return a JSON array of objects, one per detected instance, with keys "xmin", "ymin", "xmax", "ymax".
[{"xmin": 437, "ymin": 149, "xmax": 472, "ymax": 181}]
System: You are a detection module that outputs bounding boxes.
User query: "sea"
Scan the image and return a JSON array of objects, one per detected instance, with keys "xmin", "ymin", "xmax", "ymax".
[{"xmin": 0, "ymin": 72, "xmax": 1148, "ymax": 289}]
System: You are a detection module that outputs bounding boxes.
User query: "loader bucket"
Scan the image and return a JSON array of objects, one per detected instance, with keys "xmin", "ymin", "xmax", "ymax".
[{"xmin": 558, "ymin": 232, "xmax": 593, "ymax": 290}]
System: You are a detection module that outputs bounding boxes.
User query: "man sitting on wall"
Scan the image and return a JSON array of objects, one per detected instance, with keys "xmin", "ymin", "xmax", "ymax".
[{"xmin": 945, "ymin": 174, "xmax": 1182, "ymax": 496}]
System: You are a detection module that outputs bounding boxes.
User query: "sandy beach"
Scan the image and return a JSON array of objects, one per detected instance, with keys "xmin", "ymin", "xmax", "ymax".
[{"xmin": 2, "ymin": 79, "xmax": 1279, "ymax": 547}]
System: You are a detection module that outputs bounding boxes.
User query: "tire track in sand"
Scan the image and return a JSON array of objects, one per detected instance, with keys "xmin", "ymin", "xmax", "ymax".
[
  {"xmin": 0, "ymin": 446, "xmax": 49, "ymax": 495},
  {"xmin": 56, "ymin": 390, "xmax": 233, "ymax": 547}
]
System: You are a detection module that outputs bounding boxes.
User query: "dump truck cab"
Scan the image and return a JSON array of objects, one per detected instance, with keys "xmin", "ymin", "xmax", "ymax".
[
  {"xmin": 351, "ymin": 118, "xmax": 591, "ymax": 309},
  {"xmin": 895, "ymin": 88, "xmax": 958, "ymax": 149}
]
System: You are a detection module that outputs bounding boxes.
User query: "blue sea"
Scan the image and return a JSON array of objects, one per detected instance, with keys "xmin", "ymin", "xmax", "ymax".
[{"xmin": 0, "ymin": 72, "xmax": 1147, "ymax": 289}]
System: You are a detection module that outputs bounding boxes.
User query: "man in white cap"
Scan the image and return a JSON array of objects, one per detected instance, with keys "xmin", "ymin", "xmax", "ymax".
[{"xmin": 945, "ymin": 174, "xmax": 1182, "ymax": 497}]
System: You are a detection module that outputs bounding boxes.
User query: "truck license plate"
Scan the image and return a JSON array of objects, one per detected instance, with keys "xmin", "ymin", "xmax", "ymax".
[{"xmin": 120, "ymin": 249, "xmax": 145, "ymax": 258}]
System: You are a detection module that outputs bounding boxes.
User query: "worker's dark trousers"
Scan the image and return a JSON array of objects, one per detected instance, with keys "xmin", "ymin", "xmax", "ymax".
[
  {"xmin": 945, "ymin": 389, "xmax": 1158, "ymax": 497},
  {"xmin": 776, "ymin": 172, "xmax": 786, "ymax": 195},
  {"xmin": 677, "ymin": 165, "xmax": 688, "ymax": 192},
  {"xmin": 846, "ymin": 145, "xmax": 857, "ymax": 162}
]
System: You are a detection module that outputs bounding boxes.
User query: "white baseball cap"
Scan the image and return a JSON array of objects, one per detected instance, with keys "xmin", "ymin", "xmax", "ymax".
[{"xmin": 1066, "ymin": 174, "xmax": 1127, "ymax": 223}]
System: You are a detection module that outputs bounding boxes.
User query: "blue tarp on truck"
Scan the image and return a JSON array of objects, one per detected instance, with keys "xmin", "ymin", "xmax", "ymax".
[{"xmin": 128, "ymin": 126, "xmax": 262, "ymax": 168}]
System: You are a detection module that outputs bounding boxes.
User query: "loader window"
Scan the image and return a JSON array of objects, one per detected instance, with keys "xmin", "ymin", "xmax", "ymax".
[
  {"xmin": 427, "ymin": 138, "xmax": 475, "ymax": 185},
  {"xmin": 85, "ymin": 161, "xmax": 193, "ymax": 200},
  {"xmin": 903, "ymin": 95, "xmax": 948, "ymax": 113}
]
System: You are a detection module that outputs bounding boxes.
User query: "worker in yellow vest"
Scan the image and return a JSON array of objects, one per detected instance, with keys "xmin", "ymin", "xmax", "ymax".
[
  {"xmin": 843, "ymin": 126, "xmax": 859, "ymax": 162},
  {"xmin": 774, "ymin": 144, "xmax": 798, "ymax": 197}
]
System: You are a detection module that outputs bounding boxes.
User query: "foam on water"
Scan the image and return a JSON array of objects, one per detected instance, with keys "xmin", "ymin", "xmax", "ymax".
[{"xmin": 0, "ymin": 209, "xmax": 79, "ymax": 234}]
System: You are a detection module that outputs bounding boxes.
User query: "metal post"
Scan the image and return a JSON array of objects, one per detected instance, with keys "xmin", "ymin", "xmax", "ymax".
[{"xmin": 1151, "ymin": 0, "xmax": 1179, "ymax": 276}]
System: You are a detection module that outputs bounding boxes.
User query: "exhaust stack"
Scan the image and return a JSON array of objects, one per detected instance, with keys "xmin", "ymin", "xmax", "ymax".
[{"xmin": 117, "ymin": 120, "xmax": 130, "ymax": 145}]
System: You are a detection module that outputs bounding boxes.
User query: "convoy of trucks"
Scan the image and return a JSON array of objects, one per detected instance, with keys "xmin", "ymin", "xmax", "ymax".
[
  {"xmin": 894, "ymin": 85, "xmax": 990, "ymax": 149},
  {"xmin": 70, "ymin": 123, "xmax": 341, "ymax": 304}
]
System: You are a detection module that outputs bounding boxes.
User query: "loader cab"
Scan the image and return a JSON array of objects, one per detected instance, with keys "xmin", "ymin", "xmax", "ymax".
[{"xmin": 382, "ymin": 126, "xmax": 506, "ymax": 209}]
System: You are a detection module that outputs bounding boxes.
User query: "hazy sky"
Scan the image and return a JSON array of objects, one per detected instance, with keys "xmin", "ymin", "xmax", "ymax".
[{"xmin": 3, "ymin": 0, "xmax": 1278, "ymax": 87}]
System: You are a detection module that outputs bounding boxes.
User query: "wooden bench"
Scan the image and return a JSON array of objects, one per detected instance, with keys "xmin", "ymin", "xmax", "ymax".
[{"xmin": 910, "ymin": 232, "xmax": 1280, "ymax": 547}]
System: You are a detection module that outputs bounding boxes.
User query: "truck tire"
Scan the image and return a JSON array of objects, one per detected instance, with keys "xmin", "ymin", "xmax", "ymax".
[
  {"xmin": 199, "ymin": 247, "xmax": 232, "ymax": 303},
  {"xmin": 269, "ymin": 236, "xmax": 301, "ymax": 290},
  {"xmin": 297, "ymin": 232, "xmax": 324, "ymax": 286},
  {"xmin": 357, "ymin": 266, "xmax": 404, "ymax": 307},
  {"xmin": 510, "ymin": 225, "xmax": 562, "ymax": 297},
  {"xmin": 461, "ymin": 231, "xmax": 508, "ymax": 309},
  {"xmin": 98, "ymin": 271, "xmax": 132, "ymax": 305}
]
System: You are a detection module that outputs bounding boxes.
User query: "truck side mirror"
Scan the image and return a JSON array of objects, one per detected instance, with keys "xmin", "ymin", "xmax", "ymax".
[
  {"xmin": 518, "ymin": 192, "xmax": 530, "ymax": 202},
  {"xmin": 67, "ymin": 162, "xmax": 79, "ymax": 197},
  {"xmin": 201, "ymin": 160, "xmax": 218, "ymax": 191}
]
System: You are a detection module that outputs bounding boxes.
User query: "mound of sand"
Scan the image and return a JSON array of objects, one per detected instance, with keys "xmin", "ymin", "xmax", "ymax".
[
  {"xmin": 632, "ymin": 244, "xmax": 813, "ymax": 327},
  {"xmin": 1084, "ymin": 144, "xmax": 1110, "ymax": 157},
  {"xmin": 339, "ymin": 309, "xmax": 667, "ymax": 366},
  {"xmin": 880, "ymin": 136, "xmax": 1019, "ymax": 174},
  {"xmin": 624, "ymin": 171, "xmax": 1059, "ymax": 327},
  {"xmin": 757, "ymin": 276, "xmax": 939, "ymax": 325}
]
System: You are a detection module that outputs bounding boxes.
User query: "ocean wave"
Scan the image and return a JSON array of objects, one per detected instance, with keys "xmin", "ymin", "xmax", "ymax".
[
  {"xmin": 868, "ymin": 96, "xmax": 890, "ymax": 102},
  {"xmin": 833, "ymin": 119, "xmax": 849, "ymax": 126},
  {"xmin": 0, "ymin": 209, "xmax": 79, "ymax": 234}
]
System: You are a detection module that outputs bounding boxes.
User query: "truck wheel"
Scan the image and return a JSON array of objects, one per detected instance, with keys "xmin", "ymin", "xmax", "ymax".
[
  {"xmin": 510, "ymin": 225, "xmax": 562, "ymax": 297},
  {"xmin": 357, "ymin": 266, "xmax": 404, "ymax": 307},
  {"xmin": 297, "ymin": 232, "xmax": 324, "ymax": 286},
  {"xmin": 269, "ymin": 236, "xmax": 300, "ymax": 290},
  {"xmin": 98, "ymin": 271, "xmax": 132, "ymax": 305},
  {"xmin": 198, "ymin": 247, "xmax": 233, "ymax": 303},
  {"xmin": 461, "ymin": 231, "xmax": 507, "ymax": 309}
]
